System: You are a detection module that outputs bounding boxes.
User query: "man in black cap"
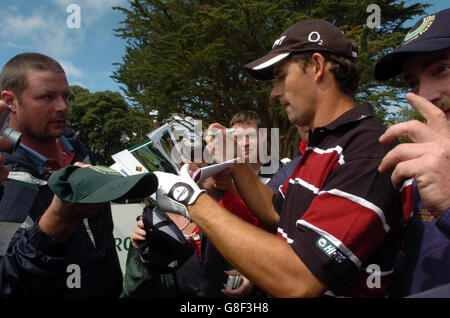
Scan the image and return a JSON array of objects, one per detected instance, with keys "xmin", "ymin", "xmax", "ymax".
[
  {"xmin": 375, "ymin": 8, "xmax": 450, "ymax": 297},
  {"xmin": 153, "ymin": 19, "xmax": 405, "ymax": 297}
]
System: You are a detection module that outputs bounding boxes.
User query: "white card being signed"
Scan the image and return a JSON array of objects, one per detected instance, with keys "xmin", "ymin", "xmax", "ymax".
[{"xmin": 191, "ymin": 158, "xmax": 239, "ymax": 184}]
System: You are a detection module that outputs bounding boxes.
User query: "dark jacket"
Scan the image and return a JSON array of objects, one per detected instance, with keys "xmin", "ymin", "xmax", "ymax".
[
  {"xmin": 0, "ymin": 128, "xmax": 123, "ymax": 297},
  {"xmin": 390, "ymin": 181, "xmax": 450, "ymax": 297}
]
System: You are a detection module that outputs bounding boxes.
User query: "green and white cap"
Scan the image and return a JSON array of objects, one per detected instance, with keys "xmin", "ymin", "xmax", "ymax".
[{"xmin": 48, "ymin": 165, "xmax": 158, "ymax": 203}]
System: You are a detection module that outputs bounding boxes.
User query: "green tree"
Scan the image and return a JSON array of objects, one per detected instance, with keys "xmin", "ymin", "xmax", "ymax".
[
  {"xmin": 112, "ymin": 0, "xmax": 429, "ymax": 158},
  {"xmin": 67, "ymin": 85, "xmax": 146, "ymax": 165}
]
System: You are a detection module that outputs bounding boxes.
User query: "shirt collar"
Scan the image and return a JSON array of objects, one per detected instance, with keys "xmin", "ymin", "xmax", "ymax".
[
  {"xmin": 18, "ymin": 135, "xmax": 74, "ymax": 167},
  {"xmin": 309, "ymin": 103, "xmax": 374, "ymax": 146},
  {"xmin": 321, "ymin": 102, "xmax": 374, "ymax": 131}
]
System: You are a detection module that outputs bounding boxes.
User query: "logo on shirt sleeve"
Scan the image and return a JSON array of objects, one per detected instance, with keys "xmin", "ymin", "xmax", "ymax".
[{"xmin": 316, "ymin": 236, "xmax": 348, "ymax": 265}]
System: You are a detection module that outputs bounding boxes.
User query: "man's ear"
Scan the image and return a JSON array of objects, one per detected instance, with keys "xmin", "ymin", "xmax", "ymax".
[
  {"xmin": 1, "ymin": 90, "xmax": 18, "ymax": 112},
  {"xmin": 310, "ymin": 52, "xmax": 326, "ymax": 82}
]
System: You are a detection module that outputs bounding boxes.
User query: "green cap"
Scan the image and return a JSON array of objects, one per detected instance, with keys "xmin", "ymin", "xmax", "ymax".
[{"xmin": 48, "ymin": 165, "xmax": 158, "ymax": 204}]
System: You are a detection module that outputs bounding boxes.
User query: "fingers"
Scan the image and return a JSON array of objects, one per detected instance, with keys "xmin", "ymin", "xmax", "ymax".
[
  {"xmin": 213, "ymin": 168, "xmax": 233, "ymax": 191},
  {"xmin": 224, "ymin": 269, "xmax": 240, "ymax": 276},
  {"xmin": 205, "ymin": 124, "xmax": 239, "ymax": 162},
  {"xmin": 207, "ymin": 123, "xmax": 227, "ymax": 131},
  {"xmin": 0, "ymin": 141, "xmax": 9, "ymax": 182},
  {"xmin": 130, "ymin": 229, "xmax": 146, "ymax": 241},
  {"xmin": 378, "ymin": 143, "xmax": 429, "ymax": 174},
  {"xmin": 184, "ymin": 162, "xmax": 199, "ymax": 177},
  {"xmin": 379, "ymin": 142, "xmax": 438, "ymax": 189},
  {"xmin": 388, "ymin": 156, "xmax": 430, "ymax": 189},
  {"xmin": 379, "ymin": 93, "xmax": 450, "ymax": 146},
  {"xmin": 221, "ymin": 280, "xmax": 243, "ymax": 298},
  {"xmin": 379, "ymin": 120, "xmax": 431, "ymax": 144},
  {"xmin": 181, "ymin": 158, "xmax": 191, "ymax": 165},
  {"xmin": 221, "ymin": 273, "xmax": 255, "ymax": 298},
  {"xmin": 406, "ymin": 93, "xmax": 449, "ymax": 131},
  {"xmin": 73, "ymin": 162, "xmax": 92, "ymax": 168},
  {"xmin": 180, "ymin": 163, "xmax": 193, "ymax": 178},
  {"xmin": 391, "ymin": 154, "xmax": 442, "ymax": 190},
  {"xmin": 205, "ymin": 123, "xmax": 227, "ymax": 144},
  {"xmin": 0, "ymin": 136, "xmax": 13, "ymax": 152},
  {"xmin": 132, "ymin": 223, "xmax": 146, "ymax": 237},
  {"xmin": 130, "ymin": 223, "xmax": 146, "ymax": 248},
  {"xmin": 388, "ymin": 143, "xmax": 448, "ymax": 190},
  {"xmin": 0, "ymin": 165, "xmax": 9, "ymax": 183}
]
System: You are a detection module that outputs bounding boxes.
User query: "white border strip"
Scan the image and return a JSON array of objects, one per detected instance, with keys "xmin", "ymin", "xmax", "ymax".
[
  {"xmin": 290, "ymin": 178, "xmax": 320, "ymax": 194},
  {"xmin": 253, "ymin": 53, "xmax": 290, "ymax": 70},
  {"xmin": 399, "ymin": 178, "xmax": 413, "ymax": 193},
  {"xmin": 277, "ymin": 227, "xmax": 293, "ymax": 244},
  {"xmin": 306, "ymin": 145, "xmax": 345, "ymax": 165},
  {"xmin": 278, "ymin": 184, "xmax": 285, "ymax": 199},
  {"xmin": 319, "ymin": 188, "xmax": 390, "ymax": 233}
]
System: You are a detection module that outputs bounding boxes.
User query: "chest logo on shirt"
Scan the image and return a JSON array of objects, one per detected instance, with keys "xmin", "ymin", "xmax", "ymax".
[
  {"xmin": 415, "ymin": 208, "xmax": 434, "ymax": 222},
  {"xmin": 316, "ymin": 236, "xmax": 348, "ymax": 264}
]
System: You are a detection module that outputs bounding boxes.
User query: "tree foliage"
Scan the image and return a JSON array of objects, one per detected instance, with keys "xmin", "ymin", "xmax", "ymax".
[
  {"xmin": 67, "ymin": 85, "xmax": 150, "ymax": 165},
  {"xmin": 112, "ymin": 0, "xmax": 430, "ymax": 158}
]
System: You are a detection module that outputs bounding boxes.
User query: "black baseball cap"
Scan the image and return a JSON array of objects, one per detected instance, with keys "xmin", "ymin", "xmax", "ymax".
[
  {"xmin": 244, "ymin": 19, "xmax": 358, "ymax": 81},
  {"xmin": 375, "ymin": 8, "xmax": 450, "ymax": 81},
  {"xmin": 138, "ymin": 206, "xmax": 194, "ymax": 274},
  {"xmin": 48, "ymin": 165, "xmax": 158, "ymax": 203}
]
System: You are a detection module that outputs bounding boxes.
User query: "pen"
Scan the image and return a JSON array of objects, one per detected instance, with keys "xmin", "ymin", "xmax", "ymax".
[{"xmin": 209, "ymin": 128, "xmax": 235, "ymax": 137}]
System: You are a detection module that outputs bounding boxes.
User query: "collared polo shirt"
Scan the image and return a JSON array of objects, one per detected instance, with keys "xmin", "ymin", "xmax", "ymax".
[
  {"xmin": 20, "ymin": 136, "xmax": 75, "ymax": 172},
  {"xmin": 273, "ymin": 103, "xmax": 408, "ymax": 297}
]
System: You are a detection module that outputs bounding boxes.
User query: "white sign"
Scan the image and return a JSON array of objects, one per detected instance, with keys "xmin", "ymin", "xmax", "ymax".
[{"xmin": 111, "ymin": 203, "xmax": 146, "ymax": 275}]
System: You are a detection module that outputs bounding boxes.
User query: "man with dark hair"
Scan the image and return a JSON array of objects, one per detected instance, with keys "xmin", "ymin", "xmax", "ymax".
[
  {"xmin": 152, "ymin": 19, "xmax": 405, "ymax": 297},
  {"xmin": 375, "ymin": 8, "xmax": 450, "ymax": 297},
  {"xmin": 0, "ymin": 52, "xmax": 123, "ymax": 297}
]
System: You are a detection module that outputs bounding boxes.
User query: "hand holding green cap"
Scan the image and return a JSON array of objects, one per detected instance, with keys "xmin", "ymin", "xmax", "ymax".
[{"xmin": 48, "ymin": 165, "xmax": 158, "ymax": 204}]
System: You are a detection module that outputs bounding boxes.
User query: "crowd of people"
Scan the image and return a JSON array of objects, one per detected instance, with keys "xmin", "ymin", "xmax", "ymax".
[{"xmin": 0, "ymin": 8, "xmax": 449, "ymax": 298}]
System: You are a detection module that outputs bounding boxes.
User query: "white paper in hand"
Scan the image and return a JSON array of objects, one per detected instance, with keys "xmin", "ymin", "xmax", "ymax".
[{"xmin": 191, "ymin": 158, "xmax": 239, "ymax": 184}]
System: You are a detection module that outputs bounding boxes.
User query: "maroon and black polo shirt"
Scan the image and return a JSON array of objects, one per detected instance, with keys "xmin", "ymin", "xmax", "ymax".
[{"xmin": 273, "ymin": 103, "xmax": 413, "ymax": 297}]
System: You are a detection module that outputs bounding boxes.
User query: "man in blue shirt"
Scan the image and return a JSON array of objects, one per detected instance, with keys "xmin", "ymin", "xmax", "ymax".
[{"xmin": 0, "ymin": 52, "xmax": 123, "ymax": 297}]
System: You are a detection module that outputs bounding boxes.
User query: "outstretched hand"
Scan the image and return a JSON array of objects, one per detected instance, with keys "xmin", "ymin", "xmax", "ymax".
[
  {"xmin": 379, "ymin": 93, "xmax": 450, "ymax": 217},
  {"xmin": 38, "ymin": 161, "xmax": 104, "ymax": 241},
  {"xmin": 205, "ymin": 123, "xmax": 240, "ymax": 163},
  {"xmin": 130, "ymin": 216, "xmax": 146, "ymax": 249}
]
